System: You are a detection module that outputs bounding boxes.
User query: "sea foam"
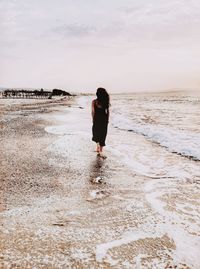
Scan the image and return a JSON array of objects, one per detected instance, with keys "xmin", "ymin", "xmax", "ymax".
[{"xmin": 112, "ymin": 113, "xmax": 200, "ymax": 161}]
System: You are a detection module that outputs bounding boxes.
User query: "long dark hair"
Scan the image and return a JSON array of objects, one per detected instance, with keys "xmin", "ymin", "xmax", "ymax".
[{"xmin": 96, "ymin": 88, "xmax": 110, "ymax": 109}]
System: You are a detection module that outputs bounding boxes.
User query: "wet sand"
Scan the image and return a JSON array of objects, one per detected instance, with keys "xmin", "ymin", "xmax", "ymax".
[{"xmin": 0, "ymin": 96, "xmax": 200, "ymax": 268}]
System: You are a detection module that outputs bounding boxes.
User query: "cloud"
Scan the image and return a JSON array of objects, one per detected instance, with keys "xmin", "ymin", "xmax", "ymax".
[
  {"xmin": 2, "ymin": 0, "xmax": 200, "ymax": 47},
  {"xmin": 51, "ymin": 23, "xmax": 96, "ymax": 38},
  {"xmin": 1, "ymin": 0, "xmax": 200, "ymax": 90}
]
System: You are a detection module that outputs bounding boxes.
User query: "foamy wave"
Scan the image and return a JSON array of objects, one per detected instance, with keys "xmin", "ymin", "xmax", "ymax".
[{"xmin": 112, "ymin": 113, "xmax": 200, "ymax": 161}]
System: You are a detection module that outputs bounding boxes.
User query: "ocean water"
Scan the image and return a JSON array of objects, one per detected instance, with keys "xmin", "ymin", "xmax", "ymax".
[
  {"xmin": 111, "ymin": 91, "xmax": 200, "ymax": 161},
  {"xmin": 45, "ymin": 92, "xmax": 200, "ymax": 267},
  {"xmin": 2, "ymin": 91, "xmax": 200, "ymax": 268},
  {"xmin": 108, "ymin": 91, "xmax": 200, "ymax": 267}
]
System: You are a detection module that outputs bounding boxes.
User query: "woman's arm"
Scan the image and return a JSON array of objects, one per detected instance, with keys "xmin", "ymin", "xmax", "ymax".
[{"xmin": 91, "ymin": 100, "xmax": 95, "ymax": 121}]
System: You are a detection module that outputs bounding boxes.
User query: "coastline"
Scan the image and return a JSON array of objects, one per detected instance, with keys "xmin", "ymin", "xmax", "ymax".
[
  {"xmin": 0, "ymin": 95, "xmax": 200, "ymax": 268},
  {"xmin": 0, "ymin": 97, "xmax": 75, "ymax": 211}
]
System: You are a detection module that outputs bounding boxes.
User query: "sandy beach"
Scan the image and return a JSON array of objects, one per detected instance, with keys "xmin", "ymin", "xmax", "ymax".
[{"xmin": 1, "ymin": 94, "xmax": 200, "ymax": 269}]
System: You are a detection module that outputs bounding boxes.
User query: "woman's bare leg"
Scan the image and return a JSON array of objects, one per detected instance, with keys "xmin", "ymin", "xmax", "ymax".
[
  {"xmin": 96, "ymin": 143, "xmax": 100, "ymax": 152},
  {"xmin": 99, "ymin": 146, "xmax": 103, "ymax": 152}
]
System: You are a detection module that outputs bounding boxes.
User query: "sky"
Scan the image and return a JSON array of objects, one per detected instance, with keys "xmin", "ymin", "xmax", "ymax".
[{"xmin": 1, "ymin": 0, "xmax": 200, "ymax": 93}]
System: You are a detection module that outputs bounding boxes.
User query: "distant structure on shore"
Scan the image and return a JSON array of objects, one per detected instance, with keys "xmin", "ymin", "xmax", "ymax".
[
  {"xmin": 0, "ymin": 88, "xmax": 72, "ymax": 99},
  {"xmin": 51, "ymin": 88, "xmax": 71, "ymax": 97}
]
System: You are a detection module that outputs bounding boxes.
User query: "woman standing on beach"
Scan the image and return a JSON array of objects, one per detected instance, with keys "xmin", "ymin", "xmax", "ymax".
[{"xmin": 92, "ymin": 88, "xmax": 110, "ymax": 158}]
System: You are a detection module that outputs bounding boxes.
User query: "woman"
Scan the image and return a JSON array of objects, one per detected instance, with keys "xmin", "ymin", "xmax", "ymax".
[{"xmin": 92, "ymin": 88, "xmax": 110, "ymax": 158}]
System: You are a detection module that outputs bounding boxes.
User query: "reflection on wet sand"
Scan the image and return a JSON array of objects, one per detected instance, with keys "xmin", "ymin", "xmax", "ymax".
[
  {"xmin": 89, "ymin": 155, "xmax": 106, "ymax": 184},
  {"xmin": 87, "ymin": 156, "xmax": 111, "ymax": 202}
]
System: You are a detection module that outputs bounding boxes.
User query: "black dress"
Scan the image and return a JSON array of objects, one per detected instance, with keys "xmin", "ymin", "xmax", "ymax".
[{"xmin": 92, "ymin": 101, "xmax": 109, "ymax": 146}]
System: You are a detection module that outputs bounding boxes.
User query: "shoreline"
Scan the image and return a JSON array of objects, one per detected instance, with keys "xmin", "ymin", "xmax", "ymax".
[
  {"xmin": 0, "ymin": 97, "xmax": 75, "ymax": 210},
  {"xmin": 0, "ymin": 95, "xmax": 200, "ymax": 268}
]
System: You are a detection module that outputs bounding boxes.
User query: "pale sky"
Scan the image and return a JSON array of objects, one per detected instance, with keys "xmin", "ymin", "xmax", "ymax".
[{"xmin": 1, "ymin": 0, "xmax": 200, "ymax": 92}]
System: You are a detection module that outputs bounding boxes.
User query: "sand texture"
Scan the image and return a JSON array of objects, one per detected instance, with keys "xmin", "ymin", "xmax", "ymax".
[{"xmin": 0, "ymin": 95, "xmax": 200, "ymax": 269}]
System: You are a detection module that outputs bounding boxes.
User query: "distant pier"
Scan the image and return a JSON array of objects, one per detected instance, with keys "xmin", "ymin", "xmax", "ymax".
[{"xmin": 0, "ymin": 89, "xmax": 52, "ymax": 99}]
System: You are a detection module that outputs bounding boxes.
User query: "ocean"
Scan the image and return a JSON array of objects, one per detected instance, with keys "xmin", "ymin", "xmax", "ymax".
[
  {"xmin": 2, "ymin": 90, "xmax": 200, "ymax": 268},
  {"xmin": 105, "ymin": 91, "xmax": 200, "ymax": 180},
  {"xmin": 107, "ymin": 91, "xmax": 200, "ymax": 267},
  {"xmin": 45, "ymin": 91, "xmax": 200, "ymax": 267},
  {"xmin": 111, "ymin": 91, "xmax": 200, "ymax": 161}
]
